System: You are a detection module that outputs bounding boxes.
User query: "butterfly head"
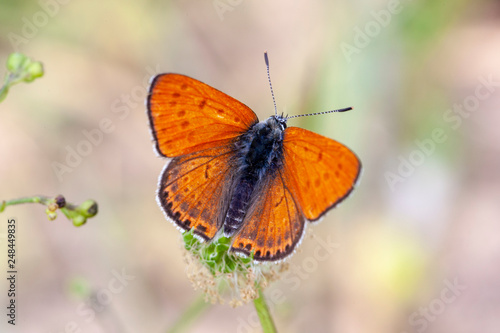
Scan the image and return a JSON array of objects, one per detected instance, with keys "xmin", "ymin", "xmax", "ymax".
[{"xmin": 266, "ymin": 113, "xmax": 287, "ymax": 131}]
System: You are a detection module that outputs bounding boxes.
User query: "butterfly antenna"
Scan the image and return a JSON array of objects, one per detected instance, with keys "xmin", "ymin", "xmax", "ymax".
[
  {"xmin": 286, "ymin": 107, "xmax": 353, "ymax": 120},
  {"xmin": 264, "ymin": 52, "xmax": 278, "ymax": 116}
]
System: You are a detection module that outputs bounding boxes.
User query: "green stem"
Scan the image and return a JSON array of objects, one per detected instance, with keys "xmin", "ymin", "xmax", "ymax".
[
  {"xmin": 167, "ymin": 294, "xmax": 211, "ymax": 333},
  {"xmin": 1, "ymin": 195, "xmax": 78, "ymax": 212},
  {"xmin": 2, "ymin": 195, "xmax": 49, "ymax": 207},
  {"xmin": 254, "ymin": 284, "xmax": 277, "ymax": 333},
  {"xmin": 1, "ymin": 195, "xmax": 97, "ymax": 226}
]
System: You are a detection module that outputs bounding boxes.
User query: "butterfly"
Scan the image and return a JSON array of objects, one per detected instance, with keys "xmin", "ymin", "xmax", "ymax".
[{"xmin": 147, "ymin": 56, "xmax": 361, "ymax": 261}]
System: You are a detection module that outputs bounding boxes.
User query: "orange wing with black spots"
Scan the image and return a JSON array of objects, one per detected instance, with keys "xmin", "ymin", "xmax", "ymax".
[
  {"xmin": 282, "ymin": 127, "xmax": 361, "ymax": 221},
  {"xmin": 158, "ymin": 143, "xmax": 238, "ymax": 240},
  {"xmin": 148, "ymin": 74, "xmax": 259, "ymax": 240},
  {"xmin": 147, "ymin": 74, "xmax": 258, "ymax": 157},
  {"xmin": 231, "ymin": 169, "xmax": 305, "ymax": 261}
]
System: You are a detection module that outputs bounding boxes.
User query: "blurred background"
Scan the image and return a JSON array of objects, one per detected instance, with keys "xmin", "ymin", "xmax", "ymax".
[{"xmin": 1, "ymin": 0, "xmax": 500, "ymax": 332}]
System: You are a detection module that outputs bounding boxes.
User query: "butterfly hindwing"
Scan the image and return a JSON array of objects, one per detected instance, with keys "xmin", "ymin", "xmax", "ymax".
[
  {"xmin": 147, "ymin": 74, "xmax": 258, "ymax": 157},
  {"xmin": 158, "ymin": 141, "xmax": 238, "ymax": 240},
  {"xmin": 231, "ymin": 168, "xmax": 305, "ymax": 261},
  {"xmin": 282, "ymin": 127, "xmax": 361, "ymax": 221}
]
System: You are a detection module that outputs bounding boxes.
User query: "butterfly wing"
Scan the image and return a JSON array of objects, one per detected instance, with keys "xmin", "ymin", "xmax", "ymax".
[
  {"xmin": 231, "ymin": 126, "xmax": 360, "ymax": 261},
  {"xmin": 148, "ymin": 73, "xmax": 259, "ymax": 240},
  {"xmin": 231, "ymin": 168, "xmax": 305, "ymax": 261},
  {"xmin": 147, "ymin": 73, "xmax": 258, "ymax": 157},
  {"xmin": 158, "ymin": 143, "xmax": 238, "ymax": 240},
  {"xmin": 282, "ymin": 127, "xmax": 361, "ymax": 221}
]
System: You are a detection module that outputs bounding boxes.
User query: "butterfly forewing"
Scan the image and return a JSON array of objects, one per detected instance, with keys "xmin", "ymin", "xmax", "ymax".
[
  {"xmin": 147, "ymin": 74, "xmax": 258, "ymax": 157},
  {"xmin": 282, "ymin": 127, "xmax": 361, "ymax": 221}
]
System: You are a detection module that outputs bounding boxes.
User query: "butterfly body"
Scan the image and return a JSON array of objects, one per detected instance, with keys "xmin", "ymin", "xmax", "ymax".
[
  {"xmin": 147, "ymin": 73, "xmax": 361, "ymax": 261},
  {"xmin": 224, "ymin": 115, "xmax": 286, "ymax": 236}
]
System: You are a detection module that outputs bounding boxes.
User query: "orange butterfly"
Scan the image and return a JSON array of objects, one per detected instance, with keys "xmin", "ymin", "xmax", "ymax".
[{"xmin": 147, "ymin": 56, "xmax": 361, "ymax": 261}]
